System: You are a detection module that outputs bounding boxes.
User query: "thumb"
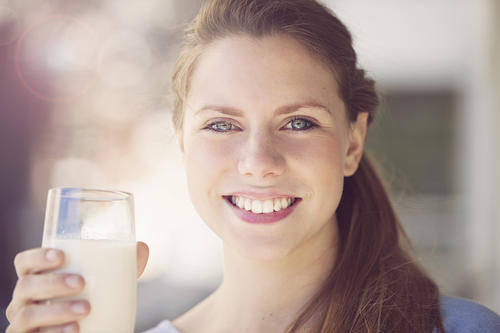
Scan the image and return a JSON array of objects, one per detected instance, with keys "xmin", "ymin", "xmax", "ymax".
[{"xmin": 136, "ymin": 241, "xmax": 149, "ymax": 278}]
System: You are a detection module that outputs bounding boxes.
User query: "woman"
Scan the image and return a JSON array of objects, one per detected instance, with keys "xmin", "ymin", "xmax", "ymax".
[{"xmin": 6, "ymin": 0, "xmax": 500, "ymax": 332}]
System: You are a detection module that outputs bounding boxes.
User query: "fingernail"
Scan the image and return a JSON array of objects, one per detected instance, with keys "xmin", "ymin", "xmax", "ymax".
[
  {"xmin": 45, "ymin": 249, "xmax": 58, "ymax": 262},
  {"xmin": 71, "ymin": 302, "xmax": 87, "ymax": 314},
  {"xmin": 65, "ymin": 276, "xmax": 81, "ymax": 289},
  {"xmin": 63, "ymin": 323, "xmax": 75, "ymax": 333}
]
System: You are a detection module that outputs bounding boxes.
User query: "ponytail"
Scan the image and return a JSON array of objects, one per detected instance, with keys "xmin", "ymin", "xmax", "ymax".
[{"xmin": 286, "ymin": 154, "xmax": 445, "ymax": 332}]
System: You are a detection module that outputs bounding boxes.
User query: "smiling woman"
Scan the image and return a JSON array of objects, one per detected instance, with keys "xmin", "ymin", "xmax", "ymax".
[{"xmin": 143, "ymin": 0, "xmax": 500, "ymax": 332}]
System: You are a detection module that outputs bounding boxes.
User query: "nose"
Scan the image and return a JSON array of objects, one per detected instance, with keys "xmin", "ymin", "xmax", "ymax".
[{"xmin": 237, "ymin": 130, "xmax": 286, "ymax": 180}]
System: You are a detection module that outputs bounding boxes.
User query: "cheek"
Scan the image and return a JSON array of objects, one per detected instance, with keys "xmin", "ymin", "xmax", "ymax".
[
  {"xmin": 184, "ymin": 135, "xmax": 235, "ymax": 177},
  {"xmin": 184, "ymin": 133, "xmax": 345, "ymax": 186},
  {"xmin": 291, "ymin": 136, "xmax": 345, "ymax": 211},
  {"xmin": 290, "ymin": 135, "xmax": 345, "ymax": 175},
  {"xmin": 182, "ymin": 135, "xmax": 242, "ymax": 239},
  {"xmin": 182, "ymin": 134, "xmax": 235, "ymax": 213}
]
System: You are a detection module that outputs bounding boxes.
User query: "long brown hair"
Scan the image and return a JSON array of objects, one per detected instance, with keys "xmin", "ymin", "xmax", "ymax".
[{"xmin": 170, "ymin": 0, "xmax": 445, "ymax": 332}]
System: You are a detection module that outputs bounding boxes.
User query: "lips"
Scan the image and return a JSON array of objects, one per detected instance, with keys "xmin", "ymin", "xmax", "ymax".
[{"xmin": 223, "ymin": 195, "xmax": 301, "ymax": 224}]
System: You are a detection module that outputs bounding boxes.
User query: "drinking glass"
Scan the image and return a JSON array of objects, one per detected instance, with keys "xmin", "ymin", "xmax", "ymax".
[{"xmin": 42, "ymin": 187, "xmax": 137, "ymax": 333}]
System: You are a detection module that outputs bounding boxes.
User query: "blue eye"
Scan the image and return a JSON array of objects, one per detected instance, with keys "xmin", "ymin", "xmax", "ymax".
[
  {"xmin": 203, "ymin": 121, "xmax": 237, "ymax": 133},
  {"xmin": 283, "ymin": 117, "xmax": 317, "ymax": 131},
  {"xmin": 203, "ymin": 117, "xmax": 318, "ymax": 133}
]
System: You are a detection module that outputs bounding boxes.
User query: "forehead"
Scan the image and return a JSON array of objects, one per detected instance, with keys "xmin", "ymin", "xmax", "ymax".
[{"xmin": 186, "ymin": 34, "xmax": 344, "ymax": 116}]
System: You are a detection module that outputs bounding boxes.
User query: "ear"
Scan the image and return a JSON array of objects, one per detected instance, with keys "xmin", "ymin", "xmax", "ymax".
[
  {"xmin": 344, "ymin": 112, "xmax": 369, "ymax": 177},
  {"xmin": 170, "ymin": 115, "xmax": 184, "ymax": 154}
]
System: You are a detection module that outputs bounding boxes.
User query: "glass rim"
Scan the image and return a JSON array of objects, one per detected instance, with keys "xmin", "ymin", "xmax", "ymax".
[{"xmin": 48, "ymin": 187, "xmax": 133, "ymax": 202}]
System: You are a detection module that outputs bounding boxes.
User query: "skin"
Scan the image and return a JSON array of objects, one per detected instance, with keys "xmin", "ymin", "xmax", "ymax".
[{"xmin": 172, "ymin": 35, "xmax": 368, "ymax": 333}]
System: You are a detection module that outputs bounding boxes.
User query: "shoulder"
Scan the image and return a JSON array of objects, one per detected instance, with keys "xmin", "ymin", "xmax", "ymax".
[{"xmin": 439, "ymin": 295, "xmax": 500, "ymax": 333}]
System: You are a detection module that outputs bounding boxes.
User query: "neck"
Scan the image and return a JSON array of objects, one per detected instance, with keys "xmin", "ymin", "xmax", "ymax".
[{"xmin": 211, "ymin": 217, "xmax": 339, "ymax": 333}]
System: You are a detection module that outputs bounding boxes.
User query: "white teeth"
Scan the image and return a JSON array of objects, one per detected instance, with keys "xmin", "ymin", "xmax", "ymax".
[
  {"xmin": 230, "ymin": 195, "xmax": 296, "ymax": 214},
  {"xmin": 263, "ymin": 200, "xmax": 274, "ymax": 213},
  {"xmin": 244, "ymin": 198, "xmax": 252, "ymax": 211},
  {"xmin": 251, "ymin": 200, "xmax": 263, "ymax": 213},
  {"xmin": 237, "ymin": 197, "xmax": 245, "ymax": 209},
  {"xmin": 281, "ymin": 197, "xmax": 288, "ymax": 208},
  {"xmin": 273, "ymin": 198, "xmax": 282, "ymax": 211}
]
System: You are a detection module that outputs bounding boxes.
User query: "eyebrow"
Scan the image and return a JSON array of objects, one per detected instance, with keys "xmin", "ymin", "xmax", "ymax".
[{"xmin": 194, "ymin": 101, "xmax": 331, "ymax": 117}]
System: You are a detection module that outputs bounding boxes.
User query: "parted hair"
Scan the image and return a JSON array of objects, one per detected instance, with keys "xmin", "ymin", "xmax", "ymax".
[{"xmin": 170, "ymin": 0, "xmax": 445, "ymax": 332}]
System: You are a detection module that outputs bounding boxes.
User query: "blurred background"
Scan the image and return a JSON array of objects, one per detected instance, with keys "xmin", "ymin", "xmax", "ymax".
[{"xmin": 0, "ymin": 0, "xmax": 498, "ymax": 331}]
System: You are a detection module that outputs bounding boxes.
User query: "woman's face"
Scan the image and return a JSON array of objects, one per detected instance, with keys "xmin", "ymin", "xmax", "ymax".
[{"xmin": 177, "ymin": 35, "xmax": 366, "ymax": 260}]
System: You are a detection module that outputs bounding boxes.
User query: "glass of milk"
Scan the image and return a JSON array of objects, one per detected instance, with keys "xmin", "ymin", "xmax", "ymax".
[{"xmin": 42, "ymin": 187, "xmax": 137, "ymax": 333}]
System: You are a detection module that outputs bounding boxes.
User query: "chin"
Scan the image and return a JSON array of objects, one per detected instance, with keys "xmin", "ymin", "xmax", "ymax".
[{"xmin": 223, "ymin": 235, "xmax": 296, "ymax": 261}]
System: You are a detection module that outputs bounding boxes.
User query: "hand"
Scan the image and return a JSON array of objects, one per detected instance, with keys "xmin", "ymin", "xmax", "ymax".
[{"xmin": 5, "ymin": 241, "xmax": 149, "ymax": 333}]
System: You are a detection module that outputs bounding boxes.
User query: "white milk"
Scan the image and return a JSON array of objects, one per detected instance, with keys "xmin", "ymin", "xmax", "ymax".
[{"xmin": 42, "ymin": 239, "xmax": 137, "ymax": 333}]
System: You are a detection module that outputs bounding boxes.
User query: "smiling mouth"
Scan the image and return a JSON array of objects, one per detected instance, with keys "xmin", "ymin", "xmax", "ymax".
[{"xmin": 222, "ymin": 195, "xmax": 301, "ymax": 213}]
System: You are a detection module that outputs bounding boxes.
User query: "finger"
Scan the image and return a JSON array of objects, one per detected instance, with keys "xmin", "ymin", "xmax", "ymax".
[
  {"xmin": 136, "ymin": 241, "xmax": 149, "ymax": 278},
  {"xmin": 14, "ymin": 248, "xmax": 64, "ymax": 278},
  {"xmin": 38, "ymin": 321, "xmax": 79, "ymax": 333},
  {"xmin": 10, "ymin": 300, "xmax": 89, "ymax": 332},
  {"xmin": 16, "ymin": 273, "xmax": 85, "ymax": 302},
  {"xmin": 7, "ymin": 273, "xmax": 85, "ymax": 321}
]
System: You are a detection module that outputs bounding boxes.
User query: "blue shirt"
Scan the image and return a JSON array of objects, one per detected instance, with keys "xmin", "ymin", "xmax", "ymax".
[
  {"xmin": 439, "ymin": 295, "xmax": 500, "ymax": 332},
  {"xmin": 144, "ymin": 295, "xmax": 500, "ymax": 332}
]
